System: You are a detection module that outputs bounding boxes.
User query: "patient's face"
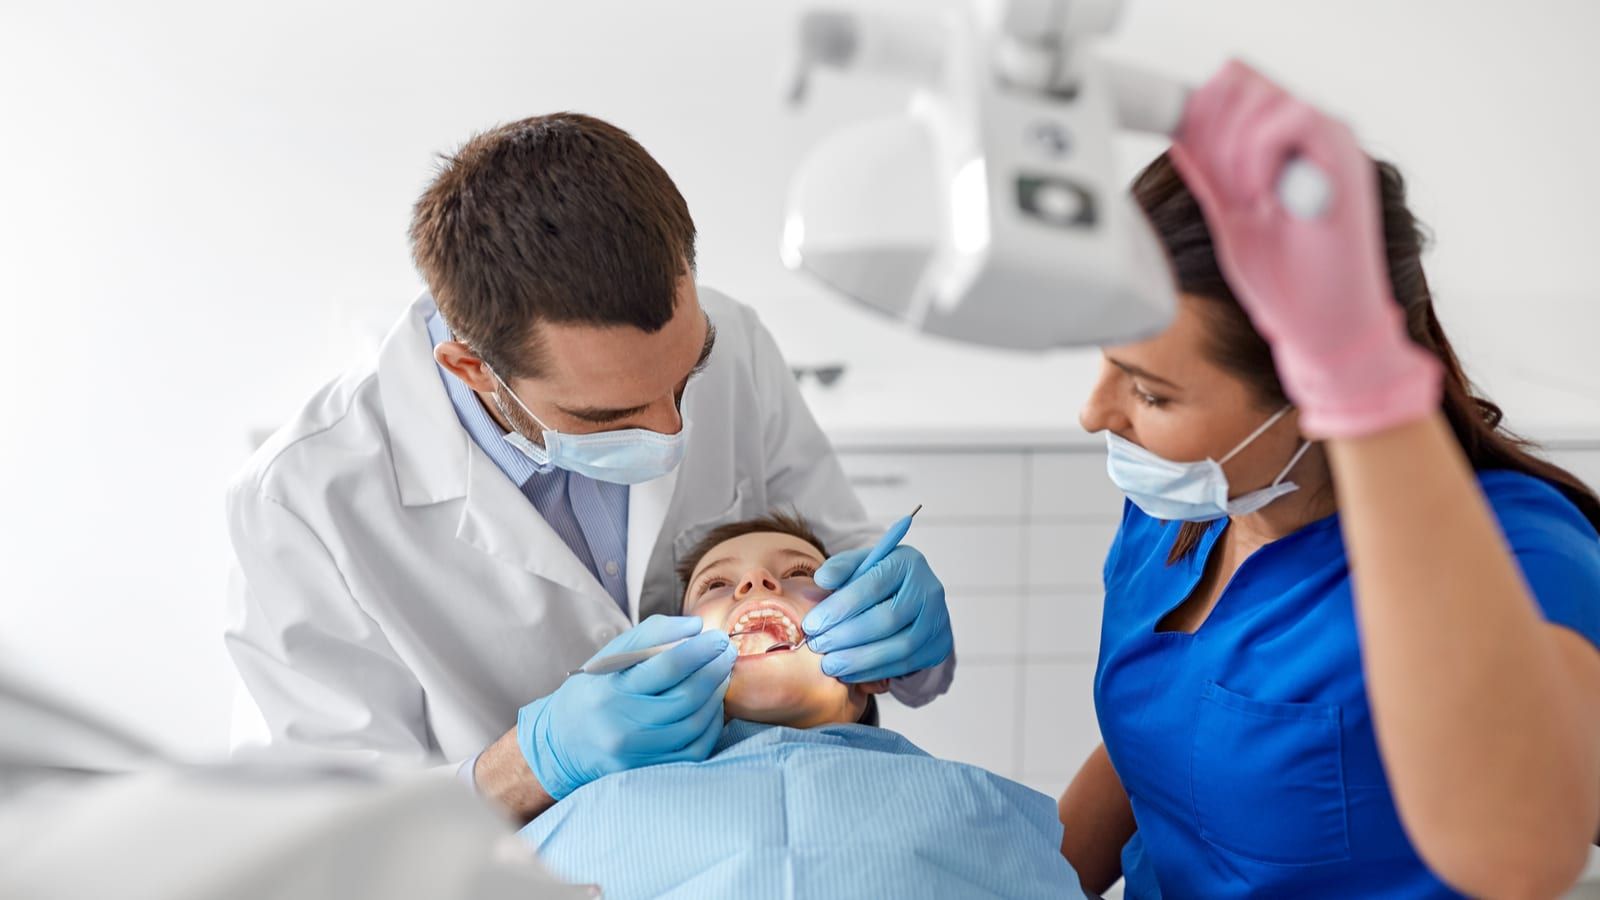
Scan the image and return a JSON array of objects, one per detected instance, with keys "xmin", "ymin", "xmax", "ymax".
[{"xmin": 682, "ymin": 532, "xmax": 886, "ymax": 729}]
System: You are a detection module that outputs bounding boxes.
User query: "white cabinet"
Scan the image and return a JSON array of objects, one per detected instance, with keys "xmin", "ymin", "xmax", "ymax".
[
  {"xmin": 877, "ymin": 660, "xmax": 1021, "ymax": 776},
  {"xmin": 1026, "ymin": 521, "xmax": 1119, "ymax": 589},
  {"xmin": 1031, "ymin": 452, "xmax": 1125, "ymax": 519},
  {"xmin": 1546, "ymin": 448, "xmax": 1600, "ymax": 493},
  {"xmin": 837, "ymin": 451, "xmax": 1027, "ymax": 521},
  {"xmin": 1024, "ymin": 589, "xmax": 1103, "ymax": 658},
  {"xmin": 948, "ymin": 592, "xmax": 1025, "ymax": 661},
  {"xmin": 1019, "ymin": 658, "xmax": 1102, "ymax": 789},
  {"xmin": 910, "ymin": 522, "xmax": 1026, "ymax": 590},
  {"xmin": 843, "ymin": 444, "xmax": 1111, "ymax": 785}
]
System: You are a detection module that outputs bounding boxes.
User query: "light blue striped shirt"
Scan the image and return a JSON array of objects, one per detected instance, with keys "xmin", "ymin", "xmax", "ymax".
[{"xmin": 425, "ymin": 310, "xmax": 630, "ymax": 615}]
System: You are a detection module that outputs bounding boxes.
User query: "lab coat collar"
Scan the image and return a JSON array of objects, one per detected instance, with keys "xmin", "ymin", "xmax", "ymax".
[
  {"xmin": 376, "ymin": 293, "xmax": 603, "ymax": 601},
  {"xmin": 379, "ymin": 291, "xmax": 683, "ymax": 617},
  {"xmin": 625, "ymin": 465, "xmax": 679, "ymax": 620},
  {"xmin": 455, "ymin": 444, "xmax": 619, "ymax": 605},
  {"xmin": 379, "ymin": 293, "xmax": 470, "ymax": 508}
]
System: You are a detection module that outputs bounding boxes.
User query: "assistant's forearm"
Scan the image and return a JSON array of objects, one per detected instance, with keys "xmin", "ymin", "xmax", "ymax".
[
  {"xmin": 1058, "ymin": 743, "xmax": 1134, "ymax": 894},
  {"xmin": 474, "ymin": 727, "xmax": 555, "ymax": 821},
  {"xmin": 1328, "ymin": 414, "xmax": 1598, "ymax": 886}
]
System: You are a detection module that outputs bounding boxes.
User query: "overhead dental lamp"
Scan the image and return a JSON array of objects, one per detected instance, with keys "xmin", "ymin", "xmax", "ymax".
[{"xmin": 780, "ymin": 0, "xmax": 1328, "ymax": 351}]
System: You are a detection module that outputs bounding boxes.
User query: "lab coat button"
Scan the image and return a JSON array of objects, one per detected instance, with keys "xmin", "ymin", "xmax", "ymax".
[{"xmin": 604, "ymin": 560, "xmax": 620, "ymax": 577}]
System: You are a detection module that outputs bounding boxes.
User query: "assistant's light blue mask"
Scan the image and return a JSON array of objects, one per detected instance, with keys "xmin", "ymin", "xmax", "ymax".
[
  {"xmin": 1105, "ymin": 406, "xmax": 1312, "ymax": 522},
  {"xmin": 488, "ymin": 368, "xmax": 690, "ymax": 486}
]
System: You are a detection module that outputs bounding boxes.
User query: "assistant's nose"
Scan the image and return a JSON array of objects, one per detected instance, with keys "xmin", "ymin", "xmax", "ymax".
[
  {"xmin": 1079, "ymin": 358, "xmax": 1132, "ymax": 436},
  {"xmin": 735, "ymin": 568, "xmax": 780, "ymax": 599}
]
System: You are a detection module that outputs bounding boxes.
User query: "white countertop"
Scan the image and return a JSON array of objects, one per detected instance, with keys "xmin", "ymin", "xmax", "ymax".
[
  {"xmin": 754, "ymin": 280, "xmax": 1600, "ymax": 452},
  {"xmin": 798, "ymin": 345, "xmax": 1600, "ymax": 451}
]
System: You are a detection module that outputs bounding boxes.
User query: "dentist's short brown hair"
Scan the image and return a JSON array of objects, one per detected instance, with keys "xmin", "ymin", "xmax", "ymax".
[{"xmin": 410, "ymin": 112, "xmax": 697, "ymax": 378}]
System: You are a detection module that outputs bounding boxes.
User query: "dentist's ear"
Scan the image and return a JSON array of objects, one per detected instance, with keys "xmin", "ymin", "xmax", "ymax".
[{"xmin": 434, "ymin": 340, "xmax": 499, "ymax": 394}]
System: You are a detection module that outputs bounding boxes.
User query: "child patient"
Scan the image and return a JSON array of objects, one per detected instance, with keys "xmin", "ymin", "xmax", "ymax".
[
  {"xmin": 520, "ymin": 513, "xmax": 1087, "ymax": 900},
  {"xmin": 675, "ymin": 512, "xmax": 890, "ymax": 729}
]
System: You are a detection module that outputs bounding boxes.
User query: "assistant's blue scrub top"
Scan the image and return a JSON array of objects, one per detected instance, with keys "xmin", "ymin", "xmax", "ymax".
[{"xmin": 1096, "ymin": 470, "xmax": 1600, "ymax": 898}]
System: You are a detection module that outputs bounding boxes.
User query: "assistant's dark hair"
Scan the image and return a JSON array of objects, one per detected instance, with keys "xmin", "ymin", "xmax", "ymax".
[
  {"xmin": 1130, "ymin": 151, "xmax": 1600, "ymax": 563},
  {"xmin": 410, "ymin": 112, "xmax": 696, "ymax": 378}
]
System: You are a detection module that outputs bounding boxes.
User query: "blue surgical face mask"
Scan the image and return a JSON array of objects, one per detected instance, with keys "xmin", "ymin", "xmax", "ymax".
[
  {"xmin": 1105, "ymin": 406, "xmax": 1312, "ymax": 522},
  {"xmin": 487, "ymin": 368, "xmax": 690, "ymax": 486}
]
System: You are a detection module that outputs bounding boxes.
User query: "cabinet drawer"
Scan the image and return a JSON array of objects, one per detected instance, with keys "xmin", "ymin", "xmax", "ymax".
[
  {"xmin": 949, "ymin": 593, "xmax": 1023, "ymax": 662},
  {"xmin": 1019, "ymin": 659, "xmax": 1101, "ymax": 782},
  {"xmin": 1029, "ymin": 451, "xmax": 1125, "ymax": 520},
  {"xmin": 914, "ymin": 523, "xmax": 1025, "ymax": 590},
  {"xmin": 837, "ymin": 451, "xmax": 1026, "ymax": 521},
  {"xmin": 1024, "ymin": 589, "xmax": 1103, "ymax": 659},
  {"xmin": 1026, "ymin": 521, "xmax": 1120, "ymax": 589},
  {"xmin": 880, "ymin": 661, "xmax": 1020, "ymax": 776}
]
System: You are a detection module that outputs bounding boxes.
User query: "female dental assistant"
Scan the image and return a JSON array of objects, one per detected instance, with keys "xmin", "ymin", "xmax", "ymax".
[{"xmin": 1059, "ymin": 63, "xmax": 1600, "ymax": 898}]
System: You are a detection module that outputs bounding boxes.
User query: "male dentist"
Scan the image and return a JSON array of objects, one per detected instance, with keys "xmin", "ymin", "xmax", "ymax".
[{"xmin": 224, "ymin": 113, "xmax": 954, "ymax": 819}]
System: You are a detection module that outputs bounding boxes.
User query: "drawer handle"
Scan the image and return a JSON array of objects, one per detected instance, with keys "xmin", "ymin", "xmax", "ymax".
[{"xmin": 849, "ymin": 474, "xmax": 909, "ymax": 488}]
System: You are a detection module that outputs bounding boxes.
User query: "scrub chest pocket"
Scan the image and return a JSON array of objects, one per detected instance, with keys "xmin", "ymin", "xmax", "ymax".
[{"xmin": 1190, "ymin": 681, "xmax": 1352, "ymax": 866}]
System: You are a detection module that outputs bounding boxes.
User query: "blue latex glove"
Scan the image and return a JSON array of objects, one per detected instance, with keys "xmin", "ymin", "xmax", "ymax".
[
  {"xmin": 801, "ymin": 545, "xmax": 953, "ymax": 683},
  {"xmin": 518, "ymin": 615, "xmax": 736, "ymax": 800}
]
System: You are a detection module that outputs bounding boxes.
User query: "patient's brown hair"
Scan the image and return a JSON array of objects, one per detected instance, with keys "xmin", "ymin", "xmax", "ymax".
[{"xmin": 674, "ymin": 511, "xmax": 829, "ymax": 593}]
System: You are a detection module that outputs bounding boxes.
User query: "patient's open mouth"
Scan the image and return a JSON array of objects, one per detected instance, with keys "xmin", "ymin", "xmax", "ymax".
[{"xmin": 729, "ymin": 604, "xmax": 802, "ymax": 656}]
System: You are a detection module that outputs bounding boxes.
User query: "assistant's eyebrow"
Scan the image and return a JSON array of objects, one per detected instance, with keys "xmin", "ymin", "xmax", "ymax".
[{"xmin": 1106, "ymin": 356, "xmax": 1181, "ymax": 390}]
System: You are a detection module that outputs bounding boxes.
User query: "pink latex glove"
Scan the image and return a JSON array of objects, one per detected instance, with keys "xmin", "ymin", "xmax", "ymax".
[{"xmin": 1170, "ymin": 61, "xmax": 1442, "ymax": 439}]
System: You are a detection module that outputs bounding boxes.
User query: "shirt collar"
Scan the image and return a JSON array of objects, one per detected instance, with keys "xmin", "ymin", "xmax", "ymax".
[{"xmin": 424, "ymin": 308, "xmax": 554, "ymax": 487}]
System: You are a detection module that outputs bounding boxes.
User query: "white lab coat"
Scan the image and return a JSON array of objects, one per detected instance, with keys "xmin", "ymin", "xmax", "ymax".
[{"xmin": 224, "ymin": 287, "xmax": 952, "ymax": 767}]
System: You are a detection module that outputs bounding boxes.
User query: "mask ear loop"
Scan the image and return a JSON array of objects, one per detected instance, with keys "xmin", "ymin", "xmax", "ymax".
[
  {"xmin": 1269, "ymin": 440, "xmax": 1314, "ymax": 487},
  {"xmin": 440, "ymin": 313, "xmax": 556, "ymax": 438},
  {"xmin": 485, "ymin": 365, "xmax": 555, "ymax": 435},
  {"xmin": 1217, "ymin": 406, "xmax": 1294, "ymax": 465}
]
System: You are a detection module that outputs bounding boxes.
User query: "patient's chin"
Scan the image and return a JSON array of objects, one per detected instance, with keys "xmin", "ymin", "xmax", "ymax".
[{"xmin": 724, "ymin": 650, "xmax": 853, "ymax": 728}]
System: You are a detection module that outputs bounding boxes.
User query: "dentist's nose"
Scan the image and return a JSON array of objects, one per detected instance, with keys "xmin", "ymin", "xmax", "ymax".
[
  {"xmin": 735, "ymin": 568, "xmax": 780, "ymax": 598},
  {"xmin": 636, "ymin": 396, "xmax": 685, "ymax": 435}
]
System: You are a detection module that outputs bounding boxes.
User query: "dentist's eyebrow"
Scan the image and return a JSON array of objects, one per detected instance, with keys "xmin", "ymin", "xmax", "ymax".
[
  {"xmin": 558, "ymin": 400, "xmax": 651, "ymax": 424},
  {"xmin": 559, "ymin": 314, "xmax": 717, "ymax": 424},
  {"xmin": 687, "ymin": 316, "xmax": 717, "ymax": 379},
  {"xmin": 1106, "ymin": 356, "xmax": 1180, "ymax": 390}
]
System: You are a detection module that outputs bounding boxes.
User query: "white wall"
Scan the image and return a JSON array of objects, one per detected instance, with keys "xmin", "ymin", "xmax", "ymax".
[{"xmin": 2, "ymin": 0, "xmax": 1597, "ymax": 759}]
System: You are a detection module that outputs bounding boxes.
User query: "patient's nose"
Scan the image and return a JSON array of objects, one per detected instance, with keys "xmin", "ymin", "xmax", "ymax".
[{"xmin": 735, "ymin": 568, "xmax": 780, "ymax": 598}]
